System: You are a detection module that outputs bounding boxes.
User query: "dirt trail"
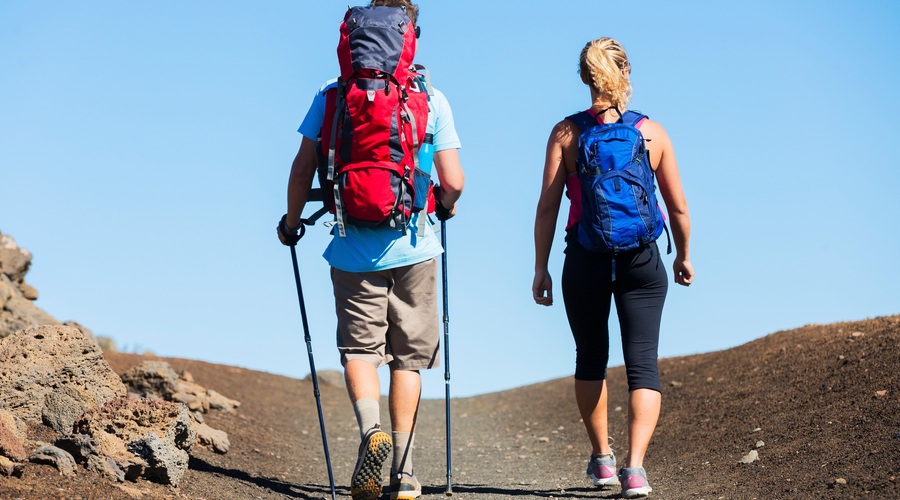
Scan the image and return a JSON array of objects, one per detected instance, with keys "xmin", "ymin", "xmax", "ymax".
[{"xmin": 1, "ymin": 315, "xmax": 897, "ymax": 499}]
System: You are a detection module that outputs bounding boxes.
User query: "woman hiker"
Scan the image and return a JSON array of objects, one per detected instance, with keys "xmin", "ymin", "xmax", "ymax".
[{"xmin": 532, "ymin": 37, "xmax": 693, "ymax": 498}]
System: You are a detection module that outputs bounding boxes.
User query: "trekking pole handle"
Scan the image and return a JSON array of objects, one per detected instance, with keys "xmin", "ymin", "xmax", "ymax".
[{"xmin": 279, "ymin": 214, "xmax": 306, "ymax": 246}]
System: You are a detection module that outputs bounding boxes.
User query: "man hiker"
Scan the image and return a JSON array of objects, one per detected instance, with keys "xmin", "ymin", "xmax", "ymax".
[{"xmin": 277, "ymin": 1, "xmax": 464, "ymax": 499}]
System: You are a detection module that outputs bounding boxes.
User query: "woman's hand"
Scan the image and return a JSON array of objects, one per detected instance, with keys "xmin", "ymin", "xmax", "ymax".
[
  {"xmin": 673, "ymin": 257, "xmax": 693, "ymax": 287},
  {"xmin": 532, "ymin": 269, "xmax": 554, "ymax": 306}
]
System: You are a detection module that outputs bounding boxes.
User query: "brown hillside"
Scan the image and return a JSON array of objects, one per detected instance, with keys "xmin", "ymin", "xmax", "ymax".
[{"xmin": 1, "ymin": 315, "xmax": 897, "ymax": 499}]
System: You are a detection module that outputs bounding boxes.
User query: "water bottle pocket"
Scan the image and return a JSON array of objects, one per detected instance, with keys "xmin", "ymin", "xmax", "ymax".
[{"xmin": 412, "ymin": 167, "xmax": 433, "ymax": 212}]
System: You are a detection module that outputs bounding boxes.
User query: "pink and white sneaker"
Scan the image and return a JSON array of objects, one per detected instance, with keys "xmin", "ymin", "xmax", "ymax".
[
  {"xmin": 618, "ymin": 466, "xmax": 653, "ymax": 498},
  {"xmin": 586, "ymin": 452, "xmax": 619, "ymax": 487}
]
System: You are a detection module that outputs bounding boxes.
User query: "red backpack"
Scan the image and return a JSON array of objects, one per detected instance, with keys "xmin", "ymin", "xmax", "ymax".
[{"xmin": 318, "ymin": 5, "xmax": 430, "ymax": 237}]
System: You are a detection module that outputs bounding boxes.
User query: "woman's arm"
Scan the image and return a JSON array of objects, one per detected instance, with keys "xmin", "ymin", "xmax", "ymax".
[
  {"xmin": 642, "ymin": 120, "xmax": 693, "ymax": 286},
  {"xmin": 533, "ymin": 121, "xmax": 575, "ymax": 305}
]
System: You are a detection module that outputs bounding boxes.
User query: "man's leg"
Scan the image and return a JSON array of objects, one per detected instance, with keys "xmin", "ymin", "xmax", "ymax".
[
  {"xmin": 332, "ymin": 267, "xmax": 393, "ymax": 500},
  {"xmin": 383, "ymin": 260, "xmax": 437, "ymax": 499},
  {"xmin": 389, "ymin": 368, "xmax": 421, "ymax": 477},
  {"xmin": 346, "ymin": 360, "xmax": 381, "ymax": 437}
]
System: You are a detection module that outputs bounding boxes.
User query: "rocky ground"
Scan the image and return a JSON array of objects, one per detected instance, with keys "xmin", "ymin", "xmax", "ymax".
[{"xmin": 0, "ymin": 315, "xmax": 896, "ymax": 499}]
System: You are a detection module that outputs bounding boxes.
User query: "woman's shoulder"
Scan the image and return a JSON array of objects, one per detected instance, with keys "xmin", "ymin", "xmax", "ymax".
[
  {"xmin": 636, "ymin": 116, "xmax": 671, "ymax": 146},
  {"xmin": 548, "ymin": 117, "xmax": 581, "ymax": 147}
]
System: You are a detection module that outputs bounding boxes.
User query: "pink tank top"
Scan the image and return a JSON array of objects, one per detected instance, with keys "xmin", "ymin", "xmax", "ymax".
[{"xmin": 565, "ymin": 110, "xmax": 646, "ymax": 231}]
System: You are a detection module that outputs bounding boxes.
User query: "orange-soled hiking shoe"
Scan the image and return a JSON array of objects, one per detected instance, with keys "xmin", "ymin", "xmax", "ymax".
[
  {"xmin": 350, "ymin": 425, "xmax": 392, "ymax": 500},
  {"xmin": 389, "ymin": 472, "xmax": 422, "ymax": 500}
]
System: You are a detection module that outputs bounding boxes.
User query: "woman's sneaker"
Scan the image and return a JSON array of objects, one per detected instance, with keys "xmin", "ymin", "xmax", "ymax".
[
  {"xmin": 586, "ymin": 452, "xmax": 619, "ymax": 487},
  {"xmin": 618, "ymin": 467, "xmax": 653, "ymax": 498},
  {"xmin": 389, "ymin": 472, "xmax": 422, "ymax": 500},
  {"xmin": 350, "ymin": 425, "xmax": 392, "ymax": 500}
]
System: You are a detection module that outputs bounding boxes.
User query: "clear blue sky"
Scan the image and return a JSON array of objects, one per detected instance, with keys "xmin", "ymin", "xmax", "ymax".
[{"xmin": 3, "ymin": 1, "xmax": 898, "ymax": 399}]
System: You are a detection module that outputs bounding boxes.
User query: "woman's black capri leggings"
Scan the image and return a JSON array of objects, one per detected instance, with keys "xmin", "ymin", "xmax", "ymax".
[{"xmin": 561, "ymin": 240, "xmax": 668, "ymax": 392}]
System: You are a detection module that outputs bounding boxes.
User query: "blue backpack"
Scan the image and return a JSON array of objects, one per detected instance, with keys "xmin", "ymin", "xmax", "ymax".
[{"xmin": 567, "ymin": 108, "xmax": 671, "ymax": 256}]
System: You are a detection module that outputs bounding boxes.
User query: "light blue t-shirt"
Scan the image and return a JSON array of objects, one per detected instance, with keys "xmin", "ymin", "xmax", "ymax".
[{"xmin": 298, "ymin": 78, "xmax": 461, "ymax": 273}]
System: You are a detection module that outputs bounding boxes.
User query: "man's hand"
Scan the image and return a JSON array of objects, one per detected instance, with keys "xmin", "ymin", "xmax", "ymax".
[
  {"xmin": 433, "ymin": 185, "xmax": 455, "ymax": 221},
  {"xmin": 277, "ymin": 214, "xmax": 302, "ymax": 246}
]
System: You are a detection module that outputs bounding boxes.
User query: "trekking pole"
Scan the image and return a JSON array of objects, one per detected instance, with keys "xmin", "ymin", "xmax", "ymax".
[
  {"xmin": 440, "ymin": 219, "xmax": 453, "ymax": 496},
  {"xmin": 288, "ymin": 224, "xmax": 337, "ymax": 500}
]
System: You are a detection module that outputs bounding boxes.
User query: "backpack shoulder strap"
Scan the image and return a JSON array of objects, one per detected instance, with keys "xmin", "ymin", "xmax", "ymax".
[
  {"xmin": 622, "ymin": 109, "xmax": 671, "ymax": 254},
  {"xmin": 412, "ymin": 64, "xmax": 434, "ymax": 98},
  {"xmin": 621, "ymin": 110, "xmax": 649, "ymax": 128},
  {"xmin": 565, "ymin": 111, "xmax": 597, "ymax": 134}
]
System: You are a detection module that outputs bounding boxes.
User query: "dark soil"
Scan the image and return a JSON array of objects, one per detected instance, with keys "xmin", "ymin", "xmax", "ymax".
[{"xmin": 1, "ymin": 315, "xmax": 897, "ymax": 499}]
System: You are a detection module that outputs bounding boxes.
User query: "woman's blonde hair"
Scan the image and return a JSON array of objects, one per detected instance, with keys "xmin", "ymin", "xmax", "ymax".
[{"xmin": 579, "ymin": 38, "xmax": 632, "ymax": 108}]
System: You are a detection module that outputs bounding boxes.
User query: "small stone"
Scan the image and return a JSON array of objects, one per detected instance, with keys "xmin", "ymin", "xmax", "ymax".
[
  {"xmin": 537, "ymin": 436, "xmax": 550, "ymax": 443},
  {"xmin": 670, "ymin": 381, "xmax": 683, "ymax": 388},
  {"xmin": 752, "ymin": 427, "xmax": 762, "ymax": 433},
  {"xmin": 835, "ymin": 477, "xmax": 847, "ymax": 485},
  {"xmin": 850, "ymin": 331, "xmax": 864, "ymax": 338},
  {"xmin": 875, "ymin": 390, "xmax": 887, "ymax": 397},
  {"xmin": 755, "ymin": 441, "xmax": 765, "ymax": 448},
  {"xmin": 196, "ymin": 423, "xmax": 230, "ymax": 454},
  {"xmin": 30, "ymin": 445, "xmax": 77, "ymax": 476},
  {"xmin": 19, "ymin": 282, "xmax": 39, "ymax": 300},
  {"xmin": 0, "ymin": 455, "xmax": 24, "ymax": 477},
  {"xmin": 739, "ymin": 449, "xmax": 759, "ymax": 464}
]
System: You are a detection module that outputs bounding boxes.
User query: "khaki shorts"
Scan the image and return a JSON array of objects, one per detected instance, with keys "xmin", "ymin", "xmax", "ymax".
[{"xmin": 331, "ymin": 258, "xmax": 439, "ymax": 371}]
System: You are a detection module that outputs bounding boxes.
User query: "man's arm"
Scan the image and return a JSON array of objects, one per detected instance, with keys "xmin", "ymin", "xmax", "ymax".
[
  {"xmin": 433, "ymin": 148, "xmax": 464, "ymax": 213},
  {"xmin": 277, "ymin": 136, "xmax": 318, "ymax": 244}
]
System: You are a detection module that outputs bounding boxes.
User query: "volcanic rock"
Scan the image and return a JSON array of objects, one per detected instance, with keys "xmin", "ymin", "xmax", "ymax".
[
  {"xmin": 69, "ymin": 397, "xmax": 196, "ymax": 486},
  {"xmin": 0, "ymin": 325, "xmax": 127, "ymax": 433}
]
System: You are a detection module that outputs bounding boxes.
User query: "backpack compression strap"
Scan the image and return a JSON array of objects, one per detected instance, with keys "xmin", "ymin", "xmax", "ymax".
[{"xmin": 327, "ymin": 80, "xmax": 348, "ymax": 237}]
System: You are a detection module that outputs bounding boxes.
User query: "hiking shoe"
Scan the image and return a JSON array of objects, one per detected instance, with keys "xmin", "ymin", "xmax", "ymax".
[
  {"xmin": 389, "ymin": 473, "xmax": 422, "ymax": 500},
  {"xmin": 350, "ymin": 425, "xmax": 392, "ymax": 500},
  {"xmin": 586, "ymin": 452, "xmax": 619, "ymax": 487},
  {"xmin": 618, "ymin": 467, "xmax": 653, "ymax": 498}
]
